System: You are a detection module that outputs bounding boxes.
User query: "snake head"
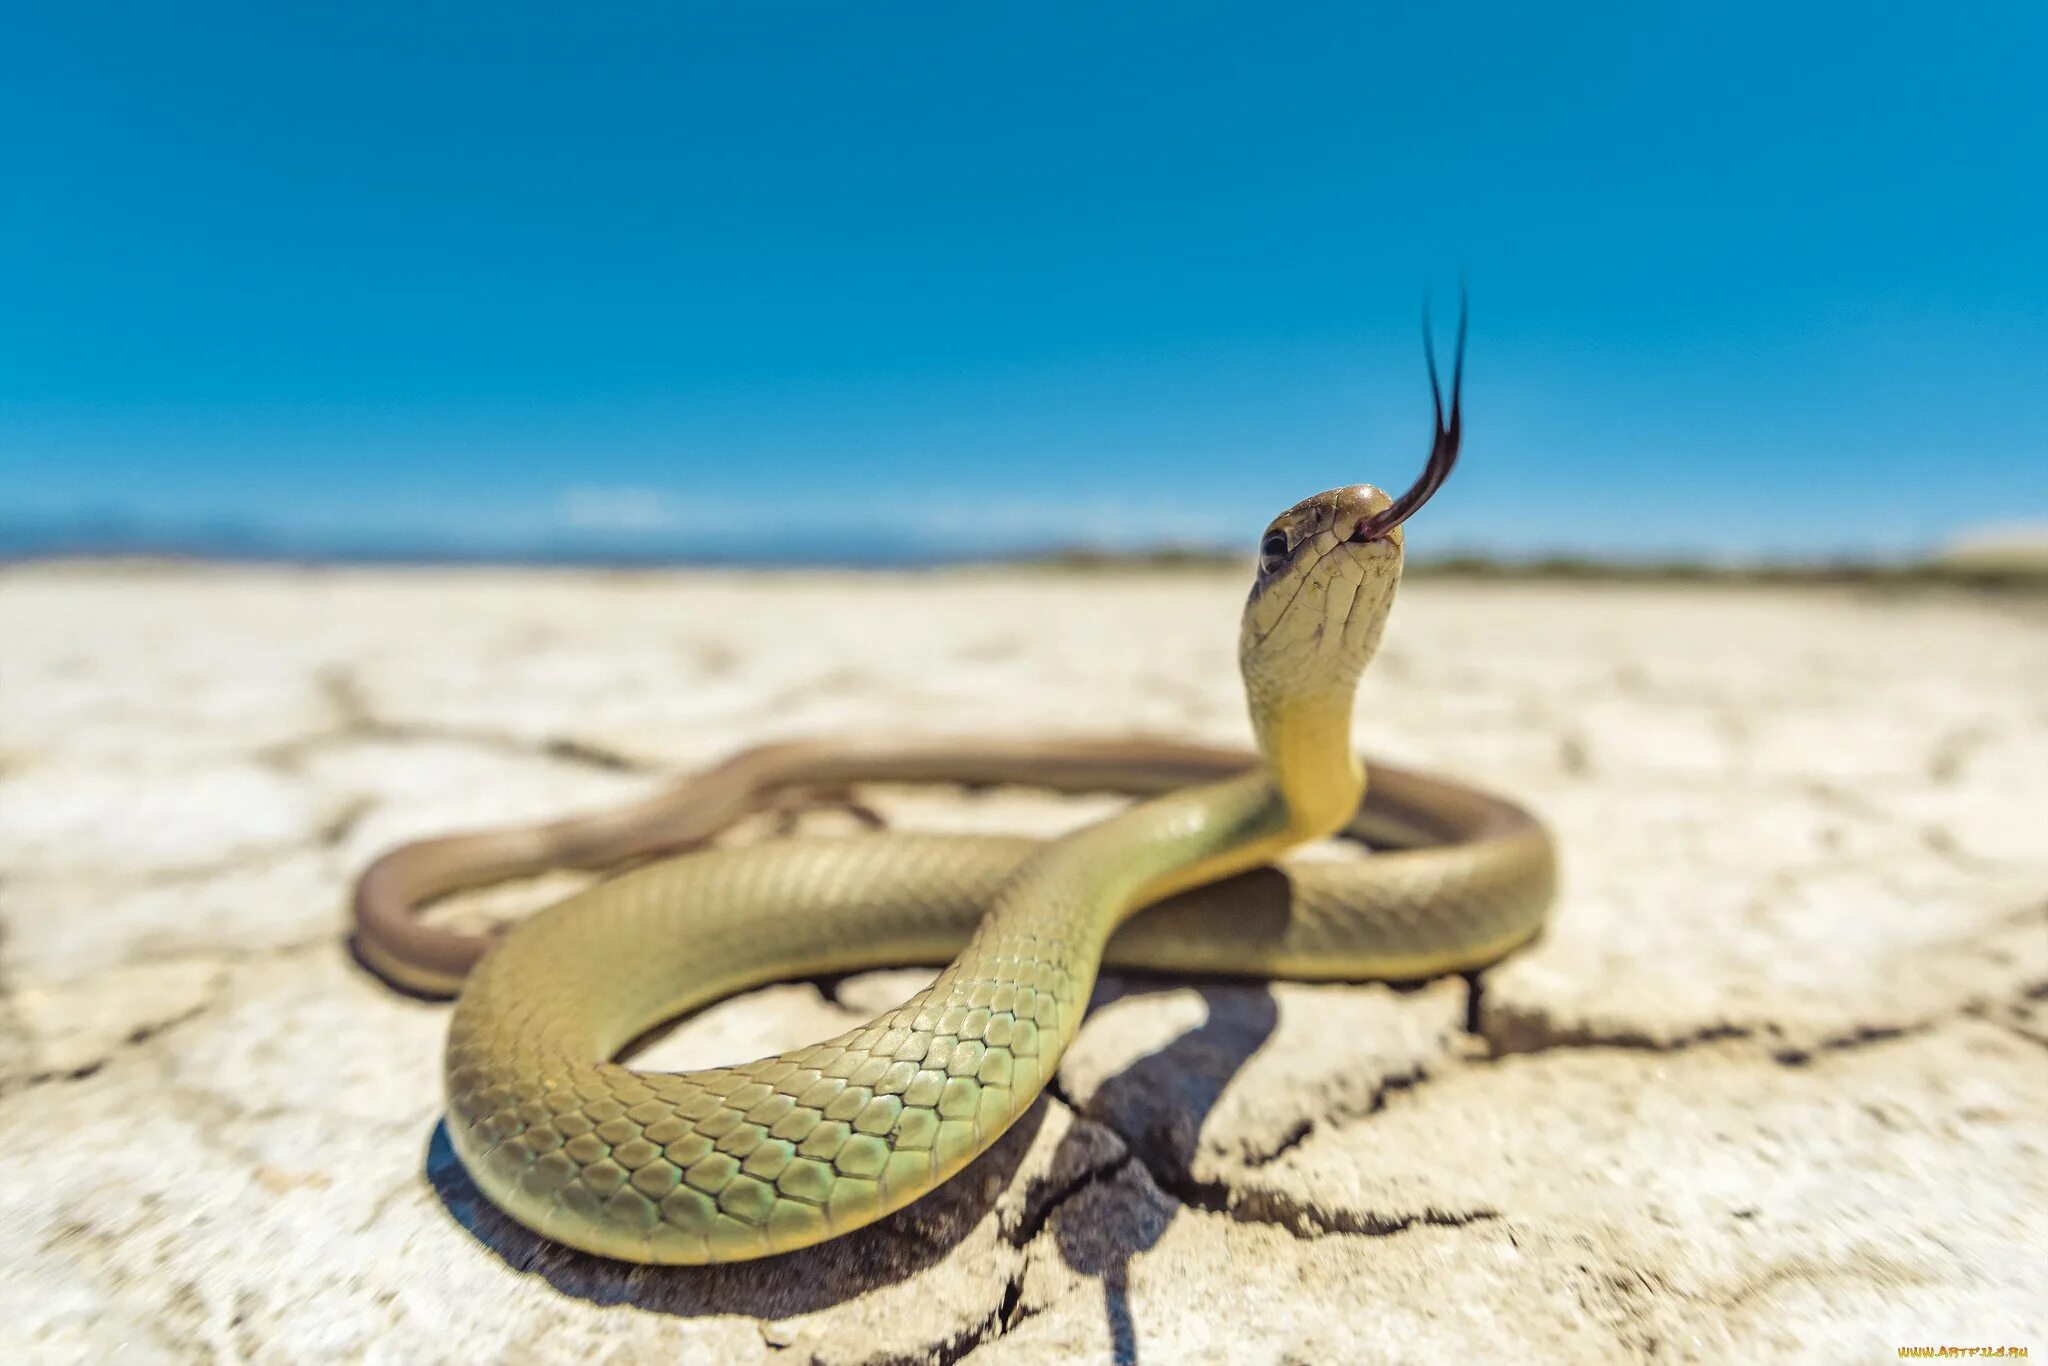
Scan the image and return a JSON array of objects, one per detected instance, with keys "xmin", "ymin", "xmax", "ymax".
[
  {"xmin": 1250, "ymin": 292, "xmax": 1468, "ymax": 597},
  {"xmin": 1241, "ymin": 296, "xmax": 1468, "ymax": 704}
]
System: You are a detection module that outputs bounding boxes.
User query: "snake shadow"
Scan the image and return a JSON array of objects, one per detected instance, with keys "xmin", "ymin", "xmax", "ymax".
[
  {"xmin": 1045, "ymin": 975, "xmax": 1280, "ymax": 1365},
  {"xmin": 1027, "ymin": 970, "xmax": 1438, "ymax": 1362}
]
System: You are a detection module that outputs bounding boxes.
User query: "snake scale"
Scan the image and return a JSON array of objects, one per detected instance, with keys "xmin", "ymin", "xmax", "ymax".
[{"xmin": 353, "ymin": 317, "xmax": 1557, "ymax": 1264}]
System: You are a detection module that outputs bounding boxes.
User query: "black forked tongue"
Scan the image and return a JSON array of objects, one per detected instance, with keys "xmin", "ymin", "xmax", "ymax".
[{"xmin": 1354, "ymin": 289, "xmax": 1466, "ymax": 541}]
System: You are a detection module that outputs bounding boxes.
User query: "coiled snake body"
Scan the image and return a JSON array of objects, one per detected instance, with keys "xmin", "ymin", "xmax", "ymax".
[{"xmin": 354, "ymin": 335, "xmax": 1557, "ymax": 1264}]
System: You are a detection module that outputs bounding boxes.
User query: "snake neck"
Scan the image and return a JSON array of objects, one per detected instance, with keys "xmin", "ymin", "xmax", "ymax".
[
  {"xmin": 1256, "ymin": 688, "xmax": 1366, "ymax": 842},
  {"xmin": 877, "ymin": 684, "xmax": 1359, "ymax": 1100},
  {"xmin": 1117, "ymin": 685, "xmax": 1365, "ymax": 910}
]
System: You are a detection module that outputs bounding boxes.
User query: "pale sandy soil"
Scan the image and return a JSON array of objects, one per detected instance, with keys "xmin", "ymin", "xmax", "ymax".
[{"xmin": 0, "ymin": 564, "xmax": 2043, "ymax": 1363}]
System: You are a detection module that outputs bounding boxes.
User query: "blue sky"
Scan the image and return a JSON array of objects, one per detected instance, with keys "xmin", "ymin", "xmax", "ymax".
[{"xmin": 4, "ymin": 3, "xmax": 2044, "ymax": 561}]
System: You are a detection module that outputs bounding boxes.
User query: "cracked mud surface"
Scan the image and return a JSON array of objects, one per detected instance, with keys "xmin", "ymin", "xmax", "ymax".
[{"xmin": 1, "ymin": 564, "xmax": 2043, "ymax": 1363}]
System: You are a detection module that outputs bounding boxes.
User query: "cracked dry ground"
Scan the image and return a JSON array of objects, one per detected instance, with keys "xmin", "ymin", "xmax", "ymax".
[{"xmin": 1, "ymin": 565, "xmax": 2044, "ymax": 1364}]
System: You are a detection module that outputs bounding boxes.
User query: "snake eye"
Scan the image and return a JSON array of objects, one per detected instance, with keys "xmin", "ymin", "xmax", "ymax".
[{"xmin": 1259, "ymin": 530, "xmax": 1290, "ymax": 575}]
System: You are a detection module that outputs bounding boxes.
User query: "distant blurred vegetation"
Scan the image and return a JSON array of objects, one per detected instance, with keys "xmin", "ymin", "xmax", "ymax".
[
  {"xmin": 1415, "ymin": 552, "xmax": 2048, "ymax": 591},
  {"xmin": 1011, "ymin": 546, "xmax": 1249, "ymax": 573},
  {"xmin": 1016, "ymin": 545, "xmax": 2048, "ymax": 591},
  {"xmin": 11, "ymin": 533, "xmax": 2046, "ymax": 592}
]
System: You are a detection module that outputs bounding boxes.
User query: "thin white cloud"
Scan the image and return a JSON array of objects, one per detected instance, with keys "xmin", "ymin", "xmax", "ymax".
[
  {"xmin": 885, "ymin": 496, "xmax": 1241, "ymax": 547},
  {"xmin": 558, "ymin": 486, "xmax": 688, "ymax": 532},
  {"xmin": 550, "ymin": 485, "xmax": 1242, "ymax": 549}
]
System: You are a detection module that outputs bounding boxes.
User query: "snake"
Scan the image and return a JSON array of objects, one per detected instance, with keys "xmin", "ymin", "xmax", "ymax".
[{"xmin": 352, "ymin": 316, "xmax": 1557, "ymax": 1265}]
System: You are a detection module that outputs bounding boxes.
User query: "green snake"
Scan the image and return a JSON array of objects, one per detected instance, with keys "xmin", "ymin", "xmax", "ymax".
[{"xmin": 352, "ymin": 323, "xmax": 1556, "ymax": 1264}]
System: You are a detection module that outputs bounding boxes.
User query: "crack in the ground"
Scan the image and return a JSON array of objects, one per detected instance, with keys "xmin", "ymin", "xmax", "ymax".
[
  {"xmin": 1477, "ymin": 974, "xmax": 2048, "ymax": 1067},
  {"xmin": 1972, "ymin": 976, "xmax": 2048, "ymax": 1053},
  {"xmin": 920, "ymin": 1264, "xmax": 1033, "ymax": 1366},
  {"xmin": 4, "ymin": 979, "xmax": 224, "ymax": 1095},
  {"xmin": 1008, "ymin": 1151, "xmax": 1137, "ymax": 1249},
  {"xmin": 1154, "ymin": 1161, "xmax": 1500, "ymax": 1242},
  {"xmin": 1481, "ymin": 1008, "xmax": 1754, "ymax": 1060},
  {"xmin": 1476, "ymin": 1006, "xmax": 1957, "ymax": 1064},
  {"xmin": 1243, "ymin": 1062, "xmax": 1431, "ymax": 1169},
  {"xmin": 1462, "ymin": 969, "xmax": 1487, "ymax": 1036},
  {"xmin": 537, "ymin": 736, "xmax": 644, "ymax": 773},
  {"xmin": 1047, "ymin": 991, "xmax": 2035, "ymax": 1261},
  {"xmin": 1795, "ymin": 778, "xmax": 2023, "ymax": 879},
  {"xmin": 256, "ymin": 665, "xmax": 659, "ymax": 778},
  {"xmin": 1060, "ymin": 1074, "xmax": 1498, "ymax": 1248},
  {"xmin": 317, "ymin": 795, "xmax": 375, "ymax": 848},
  {"xmin": 1994, "ymin": 1020, "xmax": 2048, "ymax": 1052},
  {"xmin": 1765, "ymin": 1023, "xmax": 1917, "ymax": 1067},
  {"xmin": 3, "ymin": 938, "xmax": 400, "ymax": 1126}
]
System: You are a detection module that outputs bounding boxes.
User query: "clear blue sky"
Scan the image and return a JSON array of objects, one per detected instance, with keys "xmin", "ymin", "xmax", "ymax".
[{"xmin": 5, "ymin": 3, "xmax": 2044, "ymax": 561}]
